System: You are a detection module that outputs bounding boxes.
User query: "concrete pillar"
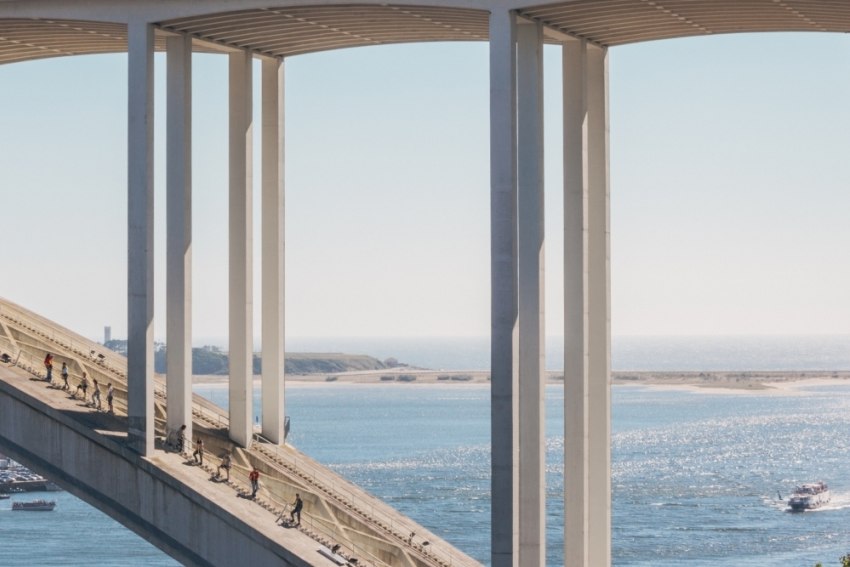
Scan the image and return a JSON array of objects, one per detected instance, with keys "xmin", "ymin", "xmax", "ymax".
[
  {"xmin": 261, "ymin": 58, "xmax": 285, "ymax": 444},
  {"xmin": 563, "ymin": 38, "xmax": 610, "ymax": 567},
  {"xmin": 516, "ymin": 19, "xmax": 545, "ymax": 567},
  {"xmin": 228, "ymin": 50, "xmax": 253, "ymax": 448},
  {"xmin": 127, "ymin": 19, "xmax": 155, "ymax": 457},
  {"xmin": 165, "ymin": 33, "xmax": 193, "ymax": 446},
  {"xmin": 562, "ymin": 37, "xmax": 590, "ymax": 567},
  {"xmin": 586, "ymin": 43, "xmax": 611, "ymax": 567},
  {"xmin": 489, "ymin": 9, "xmax": 519, "ymax": 567}
]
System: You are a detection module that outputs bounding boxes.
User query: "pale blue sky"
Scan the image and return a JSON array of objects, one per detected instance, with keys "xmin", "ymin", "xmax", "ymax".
[{"xmin": 2, "ymin": 32, "xmax": 849, "ymax": 341}]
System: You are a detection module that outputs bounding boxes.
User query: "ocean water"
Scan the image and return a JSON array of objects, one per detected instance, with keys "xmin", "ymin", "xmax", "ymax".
[
  {"xmin": 0, "ymin": 489, "xmax": 179, "ymax": 566},
  {"xmin": 274, "ymin": 383, "xmax": 850, "ymax": 566},
  {"xmin": 4, "ymin": 337, "xmax": 850, "ymax": 566}
]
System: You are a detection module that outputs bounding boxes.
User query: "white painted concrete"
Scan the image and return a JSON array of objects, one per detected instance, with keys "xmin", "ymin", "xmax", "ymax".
[
  {"xmin": 0, "ymin": 301, "xmax": 484, "ymax": 567},
  {"xmin": 488, "ymin": 8, "xmax": 519, "ymax": 567},
  {"xmin": 516, "ymin": 19, "xmax": 545, "ymax": 567},
  {"xmin": 228, "ymin": 49, "xmax": 254, "ymax": 448},
  {"xmin": 261, "ymin": 58, "xmax": 285, "ymax": 445},
  {"xmin": 562, "ymin": 38, "xmax": 611, "ymax": 567},
  {"xmin": 562, "ymin": 37, "xmax": 590, "ymax": 567},
  {"xmin": 2, "ymin": 3, "xmax": 622, "ymax": 564},
  {"xmin": 0, "ymin": 377, "xmax": 314, "ymax": 567},
  {"xmin": 6, "ymin": 0, "xmax": 840, "ymax": 61},
  {"xmin": 166, "ymin": 33, "xmax": 193, "ymax": 445},
  {"xmin": 586, "ymin": 43, "xmax": 611, "ymax": 567},
  {"xmin": 127, "ymin": 19, "xmax": 155, "ymax": 457}
]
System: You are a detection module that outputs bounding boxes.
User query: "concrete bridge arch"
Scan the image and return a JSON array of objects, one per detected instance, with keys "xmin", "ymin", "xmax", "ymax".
[{"xmin": 3, "ymin": 1, "xmax": 850, "ymax": 566}]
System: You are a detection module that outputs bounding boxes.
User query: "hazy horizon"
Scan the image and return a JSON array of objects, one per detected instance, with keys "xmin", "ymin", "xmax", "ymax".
[
  {"xmin": 85, "ymin": 332, "xmax": 850, "ymax": 346},
  {"xmin": 4, "ymin": 33, "xmax": 850, "ymax": 341},
  {"xmin": 83, "ymin": 333, "xmax": 850, "ymax": 373}
]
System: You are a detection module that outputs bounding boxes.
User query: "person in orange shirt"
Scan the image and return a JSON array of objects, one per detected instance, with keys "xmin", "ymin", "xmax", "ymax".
[
  {"xmin": 44, "ymin": 353, "xmax": 54, "ymax": 382},
  {"xmin": 249, "ymin": 468, "xmax": 260, "ymax": 498}
]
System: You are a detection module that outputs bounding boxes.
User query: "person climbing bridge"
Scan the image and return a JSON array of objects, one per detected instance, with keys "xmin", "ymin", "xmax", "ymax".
[
  {"xmin": 290, "ymin": 493, "xmax": 303, "ymax": 526},
  {"xmin": 249, "ymin": 467, "xmax": 260, "ymax": 498}
]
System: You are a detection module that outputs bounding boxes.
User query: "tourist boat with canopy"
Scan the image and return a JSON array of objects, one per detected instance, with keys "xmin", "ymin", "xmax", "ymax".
[
  {"xmin": 788, "ymin": 482, "xmax": 830, "ymax": 511},
  {"xmin": 12, "ymin": 499, "xmax": 56, "ymax": 511}
]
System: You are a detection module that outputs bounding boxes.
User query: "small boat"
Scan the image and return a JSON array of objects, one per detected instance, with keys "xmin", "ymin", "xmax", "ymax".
[
  {"xmin": 789, "ymin": 482, "xmax": 830, "ymax": 511},
  {"xmin": 12, "ymin": 499, "xmax": 56, "ymax": 511},
  {"xmin": 0, "ymin": 494, "xmax": 9, "ymax": 500}
]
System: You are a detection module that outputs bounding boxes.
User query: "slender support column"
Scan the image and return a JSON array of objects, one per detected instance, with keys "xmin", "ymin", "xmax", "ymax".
[
  {"xmin": 563, "ymin": 38, "xmax": 590, "ymax": 567},
  {"xmin": 261, "ymin": 58, "xmax": 285, "ymax": 444},
  {"xmin": 229, "ymin": 50, "xmax": 253, "ymax": 448},
  {"xmin": 489, "ymin": 9, "xmax": 519, "ymax": 567},
  {"xmin": 516, "ymin": 19, "xmax": 545, "ymax": 567},
  {"xmin": 586, "ymin": 43, "xmax": 611, "ymax": 567},
  {"xmin": 127, "ymin": 19, "xmax": 155, "ymax": 456},
  {"xmin": 166, "ymin": 33, "xmax": 193, "ymax": 445}
]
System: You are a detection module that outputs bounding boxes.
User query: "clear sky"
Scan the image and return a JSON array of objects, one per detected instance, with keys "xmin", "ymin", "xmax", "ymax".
[{"xmin": 2, "ymin": 32, "xmax": 850, "ymax": 342}]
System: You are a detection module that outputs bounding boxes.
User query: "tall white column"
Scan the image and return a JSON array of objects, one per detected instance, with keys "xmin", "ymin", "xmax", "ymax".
[
  {"xmin": 586, "ymin": 43, "xmax": 611, "ymax": 567},
  {"xmin": 229, "ymin": 50, "xmax": 253, "ymax": 448},
  {"xmin": 127, "ymin": 19, "xmax": 155, "ymax": 457},
  {"xmin": 489, "ymin": 9, "xmax": 519, "ymax": 567},
  {"xmin": 563, "ymin": 38, "xmax": 611, "ymax": 567},
  {"xmin": 166, "ymin": 33, "xmax": 193, "ymax": 445},
  {"xmin": 563, "ymin": 37, "xmax": 590, "ymax": 567},
  {"xmin": 261, "ymin": 58, "xmax": 285, "ymax": 444},
  {"xmin": 516, "ymin": 19, "xmax": 545, "ymax": 567}
]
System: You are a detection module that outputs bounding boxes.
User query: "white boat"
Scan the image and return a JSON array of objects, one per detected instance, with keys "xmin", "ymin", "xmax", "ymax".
[
  {"xmin": 788, "ymin": 482, "xmax": 830, "ymax": 511},
  {"xmin": 12, "ymin": 499, "xmax": 56, "ymax": 511}
]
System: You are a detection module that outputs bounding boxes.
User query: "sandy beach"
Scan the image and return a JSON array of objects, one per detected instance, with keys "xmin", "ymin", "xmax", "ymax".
[{"xmin": 192, "ymin": 369, "xmax": 850, "ymax": 393}]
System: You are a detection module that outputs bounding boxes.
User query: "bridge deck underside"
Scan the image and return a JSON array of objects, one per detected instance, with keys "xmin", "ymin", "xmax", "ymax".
[{"xmin": 3, "ymin": 0, "xmax": 850, "ymax": 66}]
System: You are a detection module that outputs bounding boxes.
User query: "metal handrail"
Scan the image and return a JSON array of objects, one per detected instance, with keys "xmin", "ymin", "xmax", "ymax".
[
  {"xmin": 201, "ymin": 450, "xmax": 387, "ymax": 567},
  {"xmin": 2, "ymin": 324, "xmax": 128, "ymax": 411},
  {"xmin": 1, "ymin": 301, "xmax": 226, "ymax": 427},
  {"xmin": 250, "ymin": 432, "xmax": 457, "ymax": 567},
  {"xmin": 0, "ymin": 298, "xmax": 464, "ymax": 567}
]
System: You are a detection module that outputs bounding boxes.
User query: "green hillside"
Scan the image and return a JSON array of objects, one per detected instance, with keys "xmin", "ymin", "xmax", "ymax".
[{"xmin": 104, "ymin": 341, "xmax": 396, "ymax": 375}]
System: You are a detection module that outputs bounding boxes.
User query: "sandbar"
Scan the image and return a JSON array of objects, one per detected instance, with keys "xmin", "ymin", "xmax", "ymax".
[{"xmin": 191, "ymin": 369, "xmax": 850, "ymax": 393}]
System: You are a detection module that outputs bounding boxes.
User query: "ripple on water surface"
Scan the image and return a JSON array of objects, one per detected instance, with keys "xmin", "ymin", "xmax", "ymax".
[{"xmin": 5, "ymin": 383, "xmax": 850, "ymax": 566}]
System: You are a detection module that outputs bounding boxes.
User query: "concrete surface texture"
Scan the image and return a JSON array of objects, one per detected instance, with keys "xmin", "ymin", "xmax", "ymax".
[
  {"xmin": 0, "ymin": 297, "xmax": 479, "ymax": 567},
  {"xmin": 4, "ymin": 2, "xmax": 837, "ymax": 566},
  {"xmin": 3, "ymin": 1, "xmax": 850, "ymax": 65}
]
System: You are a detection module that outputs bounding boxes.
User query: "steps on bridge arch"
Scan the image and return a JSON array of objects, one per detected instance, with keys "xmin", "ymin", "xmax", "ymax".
[
  {"xmin": 0, "ymin": 297, "xmax": 482, "ymax": 567},
  {"xmin": 0, "ymin": 363, "xmax": 324, "ymax": 566}
]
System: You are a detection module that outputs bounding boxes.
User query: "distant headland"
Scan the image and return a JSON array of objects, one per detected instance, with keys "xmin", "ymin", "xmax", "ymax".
[
  {"xmin": 102, "ymin": 340, "xmax": 850, "ymax": 391},
  {"xmin": 104, "ymin": 340, "xmax": 403, "ymax": 375}
]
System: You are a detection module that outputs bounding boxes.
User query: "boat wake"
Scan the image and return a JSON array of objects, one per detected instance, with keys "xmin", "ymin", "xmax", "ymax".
[{"xmin": 810, "ymin": 491, "xmax": 850, "ymax": 512}]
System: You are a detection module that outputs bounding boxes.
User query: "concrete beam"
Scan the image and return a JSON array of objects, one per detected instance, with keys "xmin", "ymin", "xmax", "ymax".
[
  {"xmin": 586, "ymin": 43, "xmax": 611, "ymax": 567},
  {"xmin": 127, "ymin": 19, "xmax": 155, "ymax": 457},
  {"xmin": 0, "ymin": 380, "xmax": 312, "ymax": 567},
  {"xmin": 0, "ymin": 299, "xmax": 485, "ymax": 567},
  {"xmin": 563, "ymin": 36, "xmax": 590, "ymax": 567},
  {"xmin": 563, "ymin": 37, "xmax": 611, "ymax": 567},
  {"xmin": 516, "ymin": 18, "xmax": 545, "ymax": 567},
  {"xmin": 261, "ymin": 58, "xmax": 285, "ymax": 445},
  {"xmin": 489, "ymin": 8, "xmax": 519, "ymax": 567},
  {"xmin": 166, "ymin": 32, "xmax": 193, "ymax": 445},
  {"xmin": 229, "ymin": 50, "xmax": 254, "ymax": 448}
]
